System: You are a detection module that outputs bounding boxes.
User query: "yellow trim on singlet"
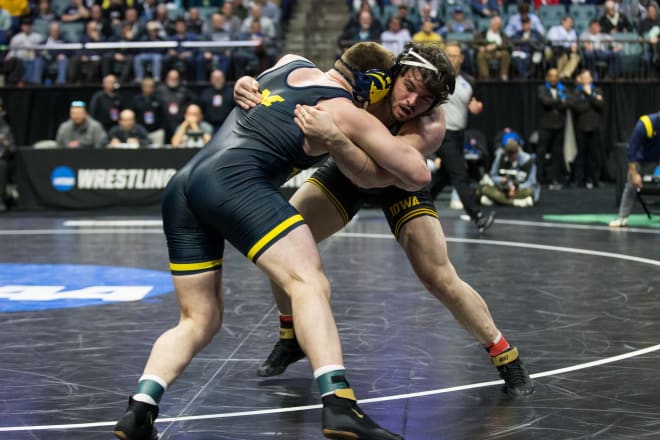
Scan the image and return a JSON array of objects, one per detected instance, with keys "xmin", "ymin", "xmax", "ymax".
[
  {"xmin": 393, "ymin": 208, "xmax": 439, "ymax": 238},
  {"xmin": 247, "ymin": 214, "xmax": 305, "ymax": 261},
  {"xmin": 306, "ymin": 177, "xmax": 350, "ymax": 225},
  {"xmin": 640, "ymin": 115, "xmax": 654, "ymax": 138},
  {"xmin": 169, "ymin": 259, "xmax": 223, "ymax": 273}
]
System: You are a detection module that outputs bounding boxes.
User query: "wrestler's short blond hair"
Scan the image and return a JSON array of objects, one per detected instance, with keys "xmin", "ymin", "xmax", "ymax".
[{"xmin": 334, "ymin": 41, "xmax": 396, "ymax": 83}]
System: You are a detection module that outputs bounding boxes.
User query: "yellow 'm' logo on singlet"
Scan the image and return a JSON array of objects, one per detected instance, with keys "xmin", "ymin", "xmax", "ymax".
[{"xmin": 260, "ymin": 89, "xmax": 285, "ymax": 107}]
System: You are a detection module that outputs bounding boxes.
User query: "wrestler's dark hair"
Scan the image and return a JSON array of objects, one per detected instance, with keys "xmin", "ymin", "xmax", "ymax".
[{"xmin": 393, "ymin": 42, "xmax": 456, "ymax": 107}]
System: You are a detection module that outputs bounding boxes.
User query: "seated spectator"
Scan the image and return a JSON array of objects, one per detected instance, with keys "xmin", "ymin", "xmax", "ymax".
[
  {"xmin": 338, "ymin": 9, "xmax": 381, "ymax": 51},
  {"xmin": 639, "ymin": 4, "xmax": 660, "ymax": 73},
  {"xmin": 505, "ymin": 2, "xmax": 545, "ymax": 37},
  {"xmin": 156, "ymin": 69, "xmax": 196, "ymax": 139},
  {"xmin": 546, "ymin": 16, "xmax": 580, "ymax": 80},
  {"xmin": 599, "ymin": 0, "xmax": 633, "ymax": 34},
  {"xmin": 511, "ymin": 16, "xmax": 545, "ymax": 78},
  {"xmin": 154, "ymin": 4, "xmax": 172, "ymax": 36},
  {"xmin": 102, "ymin": 0, "xmax": 126, "ymax": 28},
  {"xmin": 0, "ymin": 7, "xmax": 11, "ymax": 45},
  {"xmin": 5, "ymin": 17, "xmax": 44, "ymax": 85},
  {"xmin": 133, "ymin": 21, "xmax": 166, "ymax": 82},
  {"xmin": 380, "ymin": 16, "xmax": 411, "ymax": 55},
  {"xmin": 412, "ymin": 20, "xmax": 444, "ymax": 47},
  {"xmin": 443, "ymin": 6, "xmax": 476, "ymax": 34},
  {"xmin": 390, "ymin": 4, "xmax": 415, "ymax": 33},
  {"xmin": 164, "ymin": 18, "xmax": 200, "ymax": 83},
  {"xmin": 479, "ymin": 136, "xmax": 539, "ymax": 207},
  {"xmin": 233, "ymin": 0, "xmax": 249, "ymax": 20},
  {"xmin": 34, "ymin": 0, "xmax": 58, "ymax": 23},
  {"xmin": 130, "ymin": 77, "xmax": 165, "ymax": 145},
  {"xmin": 471, "ymin": 0, "xmax": 500, "ymax": 18},
  {"xmin": 102, "ymin": 23, "xmax": 136, "ymax": 83},
  {"xmin": 55, "ymin": 100, "xmax": 107, "ymax": 149},
  {"xmin": 580, "ymin": 19, "xmax": 622, "ymax": 79},
  {"xmin": 122, "ymin": 7, "xmax": 142, "ymax": 39},
  {"xmin": 418, "ymin": 3, "xmax": 443, "ymax": 32},
  {"xmin": 199, "ymin": 69, "xmax": 235, "ymax": 131},
  {"xmin": 67, "ymin": 20, "xmax": 104, "ymax": 84},
  {"xmin": 170, "ymin": 104, "xmax": 213, "ymax": 148},
  {"xmin": 60, "ymin": 0, "xmax": 90, "ymax": 23},
  {"xmin": 254, "ymin": 0, "xmax": 281, "ymax": 22},
  {"xmin": 39, "ymin": 21, "xmax": 70, "ymax": 85},
  {"xmin": 90, "ymin": 3, "xmax": 115, "ymax": 40},
  {"xmin": 198, "ymin": 13, "xmax": 235, "ymax": 82},
  {"xmin": 241, "ymin": 3, "xmax": 277, "ymax": 39},
  {"xmin": 107, "ymin": 109, "xmax": 151, "ymax": 148},
  {"xmin": 221, "ymin": 2, "xmax": 243, "ymax": 37},
  {"xmin": 232, "ymin": 20, "xmax": 275, "ymax": 77},
  {"xmin": 89, "ymin": 74, "xmax": 122, "ymax": 132},
  {"xmin": 474, "ymin": 16, "xmax": 512, "ymax": 80},
  {"xmin": 185, "ymin": 7, "xmax": 204, "ymax": 35}
]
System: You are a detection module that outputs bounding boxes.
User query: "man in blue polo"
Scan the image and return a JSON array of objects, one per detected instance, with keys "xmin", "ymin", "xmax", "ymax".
[{"xmin": 610, "ymin": 110, "xmax": 660, "ymax": 227}]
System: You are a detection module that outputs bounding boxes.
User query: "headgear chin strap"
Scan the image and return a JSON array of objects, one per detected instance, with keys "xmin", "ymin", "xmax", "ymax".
[{"xmin": 336, "ymin": 57, "xmax": 392, "ymax": 105}]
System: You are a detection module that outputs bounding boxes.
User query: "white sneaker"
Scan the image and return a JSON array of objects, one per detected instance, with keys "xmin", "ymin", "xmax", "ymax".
[
  {"xmin": 449, "ymin": 200, "xmax": 464, "ymax": 210},
  {"xmin": 513, "ymin": 196, "xmax": 534, "ymax": 207},
  {"xmin": 609, "ymin": 217, "xmax": 628, "ymax": 228},
  {"xmin": 480, "ymin": 195, "xmax": 494, "ymax": 206}
]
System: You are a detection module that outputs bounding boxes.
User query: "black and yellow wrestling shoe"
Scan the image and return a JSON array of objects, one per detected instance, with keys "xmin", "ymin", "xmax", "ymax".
[
  {"xmin": 491, "ymin": 346, "xmax": 535, "ymax": 396},
  {"xmin": 322, "ymin": 389, "xmax": 404, "ymax": 440},
  {"xmin": 113, "ymin": 397, "xmax": 159, "ymax": 440},
  {"xmin": 257, "ymin": 338, "xmax": 306, "ymax": 377}
]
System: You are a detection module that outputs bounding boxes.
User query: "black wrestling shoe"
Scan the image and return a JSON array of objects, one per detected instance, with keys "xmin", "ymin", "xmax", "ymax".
[
  {"xmin": 322, "ymin": 390, "xmax": 404, "ymax": 440},
  {"xmin": 256, "ymin": 338, "xmax": 306, "ymax": 377},
  {"xmin": 113, "ymin": 397, "xmax": 159, "ymax": 440},
  {"xmin": 475, "ymin": 210, "xmax": 495, "ymax": 234},
  {"xmin": 492, "ymin": 347, "xmax": 535, "ymax": 396}
]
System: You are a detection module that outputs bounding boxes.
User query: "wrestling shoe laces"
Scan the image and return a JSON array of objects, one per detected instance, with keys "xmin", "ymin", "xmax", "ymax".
[
  {"xmin": 322, "ymin": 389, "xmax": 405, "ymax": 440},
  {"xmin": 113, "ymin": 397, "xmax": 159, "ymax": 440},
  {"xmin": 256, "ymin": 338, "xmax": 306, "ymax": 377},
  {"xmin": 491, "ymin": 346, "xmax": 535, "ymax": 396}
]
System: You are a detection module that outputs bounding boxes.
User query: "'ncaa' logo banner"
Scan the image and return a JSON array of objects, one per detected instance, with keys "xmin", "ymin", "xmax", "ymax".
[{"xmin": 0, "ymin": 264, "xmax": 173, "ymax": 313}]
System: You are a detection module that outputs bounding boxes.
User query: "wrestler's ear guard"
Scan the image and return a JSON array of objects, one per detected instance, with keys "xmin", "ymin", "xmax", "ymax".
[{"xmin": 336, "ymin": 57, "xmax": 392, "ymax": 105}]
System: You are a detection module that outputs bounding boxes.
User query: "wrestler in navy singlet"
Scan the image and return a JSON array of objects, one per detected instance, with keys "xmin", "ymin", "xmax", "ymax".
[{"xmin": 162, "ymin": 59, "xmax": 353, "ymax": 274}]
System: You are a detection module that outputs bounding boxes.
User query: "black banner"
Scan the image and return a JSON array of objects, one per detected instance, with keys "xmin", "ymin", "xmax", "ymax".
[{"xmin": 16, "ymin": 148, "xmax": 199, "ymax": 210}]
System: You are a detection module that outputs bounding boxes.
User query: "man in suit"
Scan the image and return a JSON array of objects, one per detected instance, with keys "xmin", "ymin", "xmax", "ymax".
[{"xmin": 537, "ymin": 67, "xmax": 569, "ymax": 189}]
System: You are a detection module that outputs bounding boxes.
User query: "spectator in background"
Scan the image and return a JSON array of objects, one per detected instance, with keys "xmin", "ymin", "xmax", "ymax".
[
  {"xmin": 156, "ymin": 69, "xmax": 196, "ymax": 140},
  {"xmin": 479, "ymin": 137, "xmax": 539, "ymax": 207},
  {"xmin": 255, "ymin": 0, "xmax": 281, "ymax": 22},
  {"xmin": 629, "ymin": 0, "xmax": 659, "ymax": 26},
  {"xmin": 67, "ymin": 20, "xmax": 104, "ymax": 84},
  {"xmin": 429, "ymin": 42, "xmax": 495, "ymax": 233},
  {"xmin": 609, "ymin": 110, "xmax": 660, "ymax": 227},
  {"xmin": 233, "ymin": 20, "xmax": 275, "ymax": 77},
  {"xmin": 89, "ymin": 74, "xmax": 122, "ymax": 132},
  {"xmin": 122, "ymin": 7, "xmax": 141, "ymax": 39},
  {"xmin": 505, "ymin": 2, "xmax": 545, "ymax": 37},
  {"xmin": 600, "ymin": 0, "xmax": 633, "ymax": 33},
  {"xmin": 199, "ymin": 69, "xmax": 235, "ymax": 131},
  {"xmin": 412, "ymin": 20, "xmax": 444, "ymax": 46},
  {"xmin": 0, "ymin": 7, "xmax": 12, "ymax": 45},
  {"xmin": 444, "ymin": 6, "xmax": 476, "ymax": 34},
  {"xmin": 164, "ymin": 18, "xmax": 200, "ymax": 82},
  {"xmin": 90, "ymin": 3, "xmax": 115, "ymax": 40},
  {"xmin": 198, "ymin": 13, "xmax": 234, "ymax": 82},
  {"xmin": 241, "ymin": 3, "xmax": 276, "ymax": 39},
  {"xmin": 102, "ymin": 0, "xmax": 126, "ymax": 28},
  {"xmin": 471, "ymin": 0, "xmax": 500, "ymax": 18},
  {"xmin": 153, "ymin": 4, "xmax": 172, "ymax": 37},
  {"xmin": 60, "ymin": 0, "xmax": 90, "ymax": 23},
  {"xmin": 546, "ymin": 16, "xmax": 580, "ymax": 80},
  {"xmin": 232, "ymin": 0, "xmax": 249, "ymax": 20},
  {"xmin": 38, "ymin": 21, "xmax": 70, "ymax": 85},
  {"xmin": 511, "ymin": 16, "xmax": 545, "ymax": 78},
  {"xmin": 580, "ymin": 19, "xmax": 622, "ymax": 79},
  {"xmin": 221, "ymin": 2, "xmax": 243, "ymax": 37},
  {"xmin": 185, "ymin": 8, "xmax": 204, "ymax": 34},
  {"xmin": 55, "ymin": 100, "xmax": 107, "ymax": 149},
  {"xmin": 380, "ymin": 16, "xmax": 411, "ymax": 55},
  {"xmin": 569, "ymin": 69, "xmax": 605, "ymax": 189},
  {"xmin": 418, "ymin": 3, "xmax": 443, "ymax": 32},
  {"xmin": 133, "ymin": 21, "xmax": 166, "ymax": 82},
  {"xmin": 338, "ymin": 9, "xmax": 380, "ymax": 51},
  {"xmin": 102, "ymin": 22, "xmax": 136, "ymax": 83},
  {"xmin": 34, "ymin": 0, "xmax": 58, "ymax": 23},
  {"xmin": 392, "ymin": 4, "xmax": 415, "ymax": 33},
  {"xmin": 5, "ymin": 17, "xmax": 44, "ymax": 85},
  {"xmin": 130, "ymin": 77, "xmax": 165, "ymax": 145},
  {"xmin": 170, "ymin": 103, "xmax": 213, "ymax": 148},
  {"xmin": 474, "ymin": 15, "xmax": 512, "ymax": 80},
  {"xmin": 639, "ymin": 4, "xmax": 660, "ymax": 73},
  {"xmin": 537, "ymin": 67, "xmax": 569, "ymax": 189},
  {"xmin": 107, "ymin": 109, "xmax": 151, "ymax": 148}
]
